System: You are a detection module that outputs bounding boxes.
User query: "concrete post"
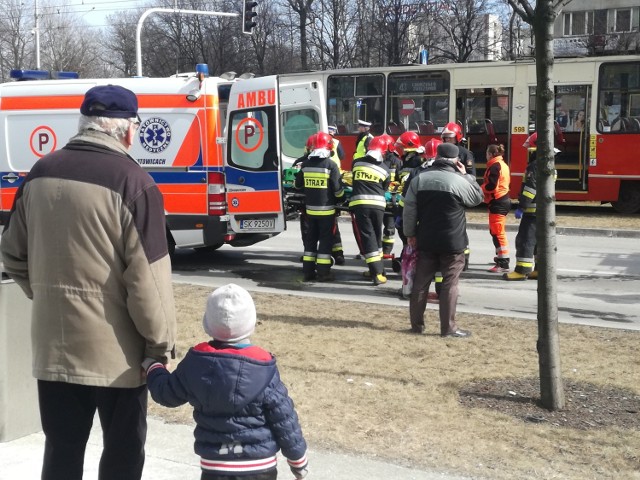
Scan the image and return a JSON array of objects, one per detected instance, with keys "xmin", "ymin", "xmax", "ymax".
[{"xmin": 0, "ymin": 277, "xmax": 41, "ymax": 441}]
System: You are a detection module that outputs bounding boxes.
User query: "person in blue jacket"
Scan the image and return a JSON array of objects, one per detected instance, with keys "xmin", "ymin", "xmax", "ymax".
[{"xmin": 143, "ymin": 283, "xmax": 308, "ymax": 480}]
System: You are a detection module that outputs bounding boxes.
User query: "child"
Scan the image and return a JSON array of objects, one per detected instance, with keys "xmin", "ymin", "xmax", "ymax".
[{"xmin": 143, "ymin": 283, "xmax": 309, "ymax": 480}]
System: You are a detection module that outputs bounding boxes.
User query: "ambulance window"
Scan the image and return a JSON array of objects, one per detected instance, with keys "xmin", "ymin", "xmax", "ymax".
[
  {"xmin": 228, "ymin": 107, "xmax": 278, "ymax": 171},
  {"xmin": 281, "ymin": 109, "xmax": 319, "ymax": 159}
]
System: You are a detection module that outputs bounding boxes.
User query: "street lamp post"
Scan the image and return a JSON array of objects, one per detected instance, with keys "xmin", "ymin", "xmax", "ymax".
[{"xmin": 136, "ymin": 8, "xmax": 239, "ymax": 77}]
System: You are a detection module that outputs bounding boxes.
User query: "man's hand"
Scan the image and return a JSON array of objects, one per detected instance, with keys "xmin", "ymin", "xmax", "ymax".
[
  {"xmin": 454, "ymin": 160, "xmax": 466, "ymax": 174},
  {"xmin": 408, "ymin": 236, "xmax": 417, "ymax": 249}
]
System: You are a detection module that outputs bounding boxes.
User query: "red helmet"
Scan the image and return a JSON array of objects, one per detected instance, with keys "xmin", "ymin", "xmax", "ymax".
[
  {"xmin": 523, "ymin": 132, "xmax": 537, "ymax": 148},
  {"xmin": 305, "ymin": 133, "xmax": 317, "ymax": 152},
  {"xmin": 365, "ymin": 136, "xmax": 389, "ymax": 163},
  {"xmin": 378, "ymin": 133, "xmax": 398, "ymax": 154},
  {"xmin": 314, "ymin": 131, "xmax": 333, "ymax": 151},
  {"xmin": 424, "ymin": 138, "xmax": 442, "ymax": 159},
  {"xmin": 441, "ymin": 122, "xmax": 463, "ymax": 143},
  {"xmin": 396, "ymin": 131, "xmax": 421, "ymax": 151}
]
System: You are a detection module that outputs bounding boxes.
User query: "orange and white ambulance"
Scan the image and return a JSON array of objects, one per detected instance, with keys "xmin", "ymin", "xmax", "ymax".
[{"xmin": 0, "ymin": 66, "xmax": 325, "ymax": 252}]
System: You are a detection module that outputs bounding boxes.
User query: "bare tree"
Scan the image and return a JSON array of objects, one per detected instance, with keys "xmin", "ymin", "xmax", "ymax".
[
  {"xmin": 356, "ymin": 0, "xmax": 421, "ymax": 66},
  {"xmin": 38, "ymin": 2, "xmax": 102, "ymax": 77},
  {"xmin": 105, "ymin": 10, "xmax": 141, "ymax": 77},
  {"xmin": 0, "ymin": 0, "xmax": 33, "ymax": 80},
  {"xmin": 307, "ymin": 0, "xmax": 359, "ymax": 69},
  {"xmin": 507, "ymin": 0, "xmax": 573, "ymax": 412},
  {"xmin": 286, "ymin": 0, "xmax": 315, "ymax": 70},
  {"xmin": 430, "ymin": 0, "xmax": 499, "ymax": 63}
]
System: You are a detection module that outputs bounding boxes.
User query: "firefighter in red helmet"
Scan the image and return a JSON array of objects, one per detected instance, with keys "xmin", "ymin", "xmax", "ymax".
[
  {"xmin": 349, "ymin": 136, "xmax": 391, "ymax": 285},
  {"xmin": 441, "ymin": 122, "xmax": 475, "ymax": 176},
  {"xmin": 294, "ymin": 131, "xmax": 345, "ymax": 282}
]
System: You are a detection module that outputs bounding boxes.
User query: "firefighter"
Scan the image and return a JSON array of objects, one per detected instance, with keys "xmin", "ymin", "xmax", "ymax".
[
  {"xmin": 482, "ymin": 144, "xmax": 511, "ymax": 273},
  {"xmin": 349, "ymin": 136, "xmax": 391, "ymax": 286},
  {"xmin": 504, "ymin": 132, "xmax": 539, "ymax": 281},
  {"xmin": 294, "ymin": 132, "xmax": 345, "ymax": 282},
  {"xmin": 441, "ymin": 122, "xmax": 473, "ymax": 269},
  {"xmin": 352, "ymin": 119, "xmax": 373, "ymax": 163},
  {"xmin": 441, "ymin": 122, "xmax": 475, "ymax": 176},
  {"xmin": 293, "ymin": 134, "xmax": 317, "ymax": 262},
  {"xmin": 379, "ymin": 133, "xmax": 403, "ymax": 258}
]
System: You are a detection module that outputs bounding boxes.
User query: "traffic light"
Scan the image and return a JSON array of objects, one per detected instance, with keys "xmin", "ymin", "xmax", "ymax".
[{"xmin": 242, "ymin": 1, "xmax": 258, "ymax": 35}]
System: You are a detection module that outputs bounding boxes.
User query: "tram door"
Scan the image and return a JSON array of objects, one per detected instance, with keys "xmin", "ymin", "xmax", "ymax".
[
  {"xmin": 530, "ymin": 85, "xmax": 590, "ymax": 192},
  {"xmin": 456, "ymin": 87, "xmax": 512, "ymax": 181}
]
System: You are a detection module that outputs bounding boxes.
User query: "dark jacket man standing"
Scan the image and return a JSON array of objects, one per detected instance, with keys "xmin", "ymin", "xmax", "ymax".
[
  {"xmin": 1, "ymin": 85, "xmax": 177, "ymax": 480},
  {"xmin": 403, "ymin": 143, "xmax": 483, "ymax": 337}
]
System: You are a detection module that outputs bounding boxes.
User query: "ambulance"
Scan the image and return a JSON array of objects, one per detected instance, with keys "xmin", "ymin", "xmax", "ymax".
[{"xmin": 0, "ymin": 65, "xmax": 325, "ymax": 253}]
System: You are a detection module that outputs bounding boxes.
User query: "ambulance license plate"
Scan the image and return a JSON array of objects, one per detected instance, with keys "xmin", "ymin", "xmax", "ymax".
[{"xmin": 240, "ymin": 219, "xmax": 275, "ymax": 230}]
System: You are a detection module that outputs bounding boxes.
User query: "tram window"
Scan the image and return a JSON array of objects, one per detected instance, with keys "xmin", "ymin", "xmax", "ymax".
[
  {"xmin": 280, "ymin": 109, "xmax": 319, "ymax": 159},
  {"xmin": 597, "ymin": 61, "xmax": 640, "ymax": 133},
  {"xmin": 458, "ymin": 87, "xmax": 510, "ymax": 135},
  {"xmin": 387, "ymin": 71, "xmax": 449, "ymax": 134},
  {"xmin": 555, "ymin": 85, "xmax": 589, "ymax": 132},
  {"xmin": 328, "ymin": 74, "xmax": 384, "ymax": 134}
]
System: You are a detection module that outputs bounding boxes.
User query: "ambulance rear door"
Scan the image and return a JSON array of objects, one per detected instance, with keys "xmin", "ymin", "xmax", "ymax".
[{"xmin": 225, "ymin": 76, "xmax": 285, "ymax": 235}]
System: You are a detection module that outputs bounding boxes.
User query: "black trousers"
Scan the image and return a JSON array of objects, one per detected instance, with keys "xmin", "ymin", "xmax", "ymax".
[
  {"xmin": 351, "ymin": 207, "xmax": 385, "ymax": 275},
  {"xmin": 514, "ymin": 214, "xmax": 537, "ymax": 274},
  {"xmin": 302, "ymin": 214, "xmax": 336, "ymax": 275},
  {"xmin": 201, "ymin": 470, "xmax": 277, "ymax": 480},
  {"xmin": 38, "ymin": 380, "xmax": 148, "ymax": 480}
]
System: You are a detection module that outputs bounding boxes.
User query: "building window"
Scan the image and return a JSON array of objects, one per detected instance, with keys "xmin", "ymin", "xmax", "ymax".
[
  {"xmin": 563, "ymin": 11, "xmax": 594, "ymax": 36},
  {"xmin": 614, "ymin": 9, "xmax": 632, "ymax": 33}
]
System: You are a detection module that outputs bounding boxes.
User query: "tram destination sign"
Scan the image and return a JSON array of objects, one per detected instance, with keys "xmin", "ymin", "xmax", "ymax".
[{"xmin": 389, "ymin": 77, "xmax": 447, "ymax": 94}]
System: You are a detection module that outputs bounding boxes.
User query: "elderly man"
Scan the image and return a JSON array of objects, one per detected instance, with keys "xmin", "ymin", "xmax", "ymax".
[
  {"xmin": 402, "ymin": 142, "xmax": 483, "ymax": 337},
  {"xmin": 1, "ymin": 85, "xmax": 176, "ymax": 480}
]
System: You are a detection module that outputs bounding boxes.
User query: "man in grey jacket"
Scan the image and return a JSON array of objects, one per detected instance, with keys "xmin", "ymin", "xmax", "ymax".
[
  {"xmin": 1, "ymin": 85, "xmax": 176, "ymax": 480},
  {"xmin": 403, "ymin": 143, "xmax": 483, "ymax": 337}
]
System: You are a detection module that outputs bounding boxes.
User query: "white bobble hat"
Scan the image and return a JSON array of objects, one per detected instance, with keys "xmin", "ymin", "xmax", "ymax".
[{"xmin": 203, "ymin": 284, "xmax": 256, "ymax": 343}]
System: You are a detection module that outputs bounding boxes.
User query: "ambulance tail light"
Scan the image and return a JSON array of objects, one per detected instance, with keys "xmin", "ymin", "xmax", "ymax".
[{"xmin": 208, "ymin": 172, "xmax": 227, "ymax": 216}]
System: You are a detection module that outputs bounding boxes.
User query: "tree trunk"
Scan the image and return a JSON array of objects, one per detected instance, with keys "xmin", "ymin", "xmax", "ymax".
[{"xmin": 533, "ymin": 0, "xmax": 565, "ymax": 411}]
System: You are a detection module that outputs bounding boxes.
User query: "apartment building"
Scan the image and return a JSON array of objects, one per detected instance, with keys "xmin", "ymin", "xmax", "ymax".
[{"xmin": 554, "ymin": 0, "xmax": 640, "ymax": 56}]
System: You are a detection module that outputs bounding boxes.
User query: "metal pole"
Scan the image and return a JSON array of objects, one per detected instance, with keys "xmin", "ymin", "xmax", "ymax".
[
  {"xmin": 35, "ymin": 0, "xmax": 40, "ymax": 69},
  {"xmin": 136, "ymin": 8, "xmax": 238, "ymax": 77}
]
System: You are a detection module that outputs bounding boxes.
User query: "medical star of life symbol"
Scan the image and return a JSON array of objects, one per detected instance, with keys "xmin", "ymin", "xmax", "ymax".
[{"xmin": 139, "ymin": 117, "xmax": 172, "ymax": 153}]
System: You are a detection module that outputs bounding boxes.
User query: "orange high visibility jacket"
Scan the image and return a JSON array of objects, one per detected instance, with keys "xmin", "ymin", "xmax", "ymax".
[{"xmin": 482, "ymin": 155, "xmax": 510, "ymax": 204}]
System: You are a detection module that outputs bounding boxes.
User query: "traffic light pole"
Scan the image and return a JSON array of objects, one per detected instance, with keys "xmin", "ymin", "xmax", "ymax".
[{"xmin": 135, "ymin": 8, "xmax": 238, "ymax": 77}]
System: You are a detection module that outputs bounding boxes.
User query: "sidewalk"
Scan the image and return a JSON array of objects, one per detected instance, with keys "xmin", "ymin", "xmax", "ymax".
[{"xmin": 0, "ymin": 416, "xmax": 470, "ymax": 480}]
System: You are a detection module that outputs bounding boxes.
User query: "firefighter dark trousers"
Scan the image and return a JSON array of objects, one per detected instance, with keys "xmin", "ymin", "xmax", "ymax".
[
  {"xmin": 302, "ymin": 214, "xmax": 336, "ymax": 276},
  {"xmin": 301, "ymin": 211, "xmax": 343, "ymax": 259},
  {"xmin": 382, "ymin": 214, "xmax": 396, "ymax": 256},
  {"xmin": 351, "ymin": 207, "xmax": 385, "ymax": 276},
  {"xmin": 514, "ymin": 214, "xmax": 536, "ymax": 275}
]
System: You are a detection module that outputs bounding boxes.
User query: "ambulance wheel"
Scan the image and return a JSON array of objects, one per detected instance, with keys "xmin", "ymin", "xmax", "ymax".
[
  {"xmin": 167, "ymin": 230, "xmax": 176, "ymax": 260},
  {"xmin": 391, "ymin": 258, "xmax": 401, "ymax": 274}
]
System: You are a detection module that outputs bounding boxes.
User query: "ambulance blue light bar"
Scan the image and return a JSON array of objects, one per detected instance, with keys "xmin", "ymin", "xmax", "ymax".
[
  {"xmin": 53, "ymin": 71, "xmax": 80, "ymax": 79},
  {"xmin": 9, "ymin": 69, "xmax": 79, "ymax": 81},
  {"xmin": 10, "ymin": 69, "xmax": 50, "ymax": 80}
]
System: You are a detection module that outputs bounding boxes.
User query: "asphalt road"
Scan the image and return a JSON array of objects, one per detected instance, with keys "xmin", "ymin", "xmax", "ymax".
[{"xmin": 172, "ymin": 219, "xmax": 640, "ymax": 332}]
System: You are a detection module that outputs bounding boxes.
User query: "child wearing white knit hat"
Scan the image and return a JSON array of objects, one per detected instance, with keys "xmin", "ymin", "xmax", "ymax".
[{"xmin": 143, "ymin": 284, "xmax": 308, "ymax": 480}]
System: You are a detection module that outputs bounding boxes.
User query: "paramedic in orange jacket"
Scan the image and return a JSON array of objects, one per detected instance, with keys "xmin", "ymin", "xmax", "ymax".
[{"xmin": 481, "ymin": 144, "xmax": 511, "ymax": 273}]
